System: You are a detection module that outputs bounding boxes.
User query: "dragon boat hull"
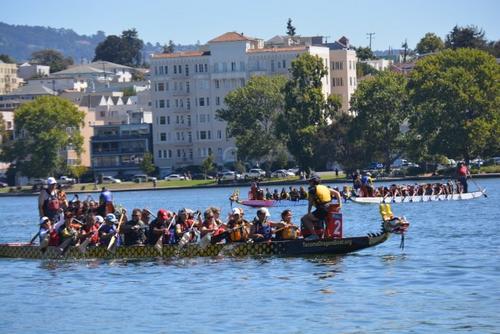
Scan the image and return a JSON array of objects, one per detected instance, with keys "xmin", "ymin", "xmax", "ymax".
[
  {"xmin": 0, "ymin": 232, "xmax": 390, "ymax": 260},
  {"xmin": 350, "ymin": 190, "xmax": 485, "ymax": 204},
  {"xmin": 238, "ymin": 199, "xmax": 308, "ymax": 208}
]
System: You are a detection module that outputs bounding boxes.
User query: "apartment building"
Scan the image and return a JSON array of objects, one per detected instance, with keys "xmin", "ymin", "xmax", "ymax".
[
  {"xmin": 0, "ymin": 61, "xmax": 21, "ymax": 95},
  {"xmin": 150, "ymin": 32, "xmax": 331, "ymax": 175}
]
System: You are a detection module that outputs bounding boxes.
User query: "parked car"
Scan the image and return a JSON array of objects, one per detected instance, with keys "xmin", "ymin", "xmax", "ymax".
[
  {"xmin": 102, "ymin": 176, "xmax": 122, "ymax": 183},
  {"xmin": 191, "ymin": 173, "xmax": 214, "ymax": 180},
  {"xmin": 368, "ymin": 162, "xmax": 384, "ymax": 170},
  {"xmin": 58, "ymin": 176, "xmax": 76, "ymax": 184},
  {"xmin": 243, "ymin": 168, "xmax": 266, "ymax": 179},
  {"xmin": 0, "ymin": 181, "xmax": 8, "ymax": 188},
  {"xmin": 271, "ymin": 169, "xmax": 295, "ymax": 178},
  {"xmin": 164, "ymin": 174, "xmax": 186, "ymax": 181},
  {"xmin": 133, "ymin": 174, "xmax": 157, "ymax": 182},
  {"xmin": 220, "ymin": 171, "xmax": 242, "ymax": 181}
]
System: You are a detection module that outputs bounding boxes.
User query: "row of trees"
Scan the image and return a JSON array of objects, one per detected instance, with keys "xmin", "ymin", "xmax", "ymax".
[{"xmin": 217, "ymin": 48, "xmax": 499, "ymax": 174}]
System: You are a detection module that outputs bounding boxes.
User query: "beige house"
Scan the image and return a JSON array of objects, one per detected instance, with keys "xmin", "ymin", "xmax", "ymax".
[
  {"xmin": 150, "ymin": 32, "xmax": 334, "ymax": 175},
  {"xmin": 0, "ymin": 61, "xmax": 21, "ymax": 95}
]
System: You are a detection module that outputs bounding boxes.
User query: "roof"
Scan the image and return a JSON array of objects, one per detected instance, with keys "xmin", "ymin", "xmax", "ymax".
[
  {"xmin": 152, "ymin": 50, "xmax": 210, "ymax": 59},
  {"xmin": 208, "ymin": 32, "xmax": 254, "ymax": 43},
  {"xmin": 52, "ymin": 61, "xmax": 133, "ymax": 76},
  {"xmin": 79, "ymin": 95, "xmax": 108, "ymax": 108},
  {"xmin": 247, "ymin": 46, "xmax": 307, "ymax": 54},
  {"xmin": 9, "ymin": 82, "xmax": 55, "ymax": 96}
]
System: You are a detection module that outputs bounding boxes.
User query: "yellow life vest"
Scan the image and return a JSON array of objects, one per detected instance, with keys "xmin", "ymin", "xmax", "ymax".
[{"xmin": 312, "ymin": 185, "xmax": 331, "ymax": 207}]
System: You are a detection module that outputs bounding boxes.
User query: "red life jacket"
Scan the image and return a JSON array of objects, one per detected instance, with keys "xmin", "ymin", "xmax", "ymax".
[{"xmin": 48, "ymin": 229, "xmax": 60, "ymax": 246}]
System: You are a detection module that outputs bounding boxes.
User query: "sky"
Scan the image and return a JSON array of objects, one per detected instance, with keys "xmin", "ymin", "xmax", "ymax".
[{"xmin": 1, "ymin": 0, "xmax": 499, "ymax": 50}]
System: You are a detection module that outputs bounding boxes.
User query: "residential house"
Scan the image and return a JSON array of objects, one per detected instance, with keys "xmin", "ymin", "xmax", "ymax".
[
  {"xmin": 0, "ymin": 60, "xmax": 21, "ymax": 94},
  {"xmin": 17, "ymin": 62, "xmax": 50, "ymax": 80}
]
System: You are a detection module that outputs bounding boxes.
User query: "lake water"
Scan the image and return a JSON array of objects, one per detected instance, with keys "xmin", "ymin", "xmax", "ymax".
[{"xmin": 0, "ymin": 178, "xmax": 499, "ymax": 333}]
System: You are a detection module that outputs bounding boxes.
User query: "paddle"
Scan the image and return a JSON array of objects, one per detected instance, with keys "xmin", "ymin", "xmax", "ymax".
[
  {"xmin": 470, "ymin": 177, "xmax": 487, "ymax": 198},
  {"xmin": 78, "ymin": 223, "xmax": 104, "ymax": 254},
  {"xmin": 58, "ymin": 218, "xmax": 84, "ymax": 255},
  {"xmin": 107, "ymin": 209, "xmax": 126, "ymax": 252},
  {"xmin": 154, "ymin": 213, "xmax": 176, "ymax": 255},
  {"xmin": 29, "ymin": 231, "xmax": 40, "ymax": 245},
  {"xmin": 178, "ymin": 212, "xmax": 201, "ymax": 248}
]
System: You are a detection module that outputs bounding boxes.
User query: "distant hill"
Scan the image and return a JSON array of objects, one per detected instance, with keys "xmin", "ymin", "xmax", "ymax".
[{"xmin": 0, "ymin": 22, "xmax": 197, "ymax": 64}]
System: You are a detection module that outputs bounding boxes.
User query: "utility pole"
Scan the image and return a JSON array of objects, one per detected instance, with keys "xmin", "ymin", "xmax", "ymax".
[{"xmin": 366, "ymin": 32, "xmax": 375, "ymax": 50}]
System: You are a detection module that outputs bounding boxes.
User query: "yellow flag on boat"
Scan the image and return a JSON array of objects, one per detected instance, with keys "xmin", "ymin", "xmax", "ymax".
[{"xmin": 379, "ymin": 203, "xmax": 394, "ymax": 221}]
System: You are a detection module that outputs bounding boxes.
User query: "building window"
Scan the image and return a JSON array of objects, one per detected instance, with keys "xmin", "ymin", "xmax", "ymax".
[
  {"xmin": 215, "ymin": 79, "xmax": 219, "ymax": 89},
  {"xmin": 204, "ymin": 64, "xmax": 208, "ymax": 72},
  {"xmin": 160, "ymin": 133, "xmax": 166, "ymax": 141},
  {"xmin": 217, "ymin": 130, "xmax": 222, "ymax": 139},
  {"xmin": 159, "ymin": 100, "xmax": 165, "ymax": 108},
  {"xmin": 158, "ymin": 82, "xmax": 164, "ymax": 91},
  {"xmin": 200, "ymin": 131, "xmax": 207, "ymax": 140},
  {"xmin": 159, "ymin": 66, "xmax": 164, "ymax": 75},
  {"xmin": 164, "ymin": 66, "xmax": 168, "ymax": 74},
  {"xmin": 160, "ymin": 116, "xmax": 166, "ymax": 124},
  {"xmin": 158, "ymin": 150, "xmax": 162, "ymax": 159},
  {"xmin": 166, "ymin": 100, "xmax": 170, "ymax": 108},
  {"xmin": 199, "ymin": 97, "xmax": 205, "ymax": 106},
  {"xmin": 231, "ymin": 62, "xmax": 236, "ymax": 71},
  {"xmin": 174, "ymin": 66, "xmax": 177, "ymax": 74},
  {"xmin": 216, "ymin": 96, "xmax": 220, "ymax": 106},
  {"xmin": 185, "ymin": 64, "xmax": 189, "ymax": 76},
  {"xmin": 186, "ymin": 81, "xmax": 190, "ymax": 93},
  {"xmin": 177, "ymin": 149, "xmax": 181, "ymax": 158},
  {"xmin": 187, "ymin": 98, "xmax": 190, "ymax": 110}
]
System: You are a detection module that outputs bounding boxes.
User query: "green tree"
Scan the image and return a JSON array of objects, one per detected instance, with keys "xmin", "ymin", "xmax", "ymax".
[
  {"xmin": 68, "ymin": 164, "xmax": 89, "ymax": 183},
  {"xmin": 349, "ymin": 70, "xmax": 410, "ymax": 170},
  {"xmin": 94, "ymin": 29, "xmax": 144, "ymax": 67},
  {"xmin": 202, "ymin": 154, "xmax": 215, "ymax": 178},
  {"xmin": 356, "ymin": 62, "xmax": 379, "ymax": 78},
  {"xmin": 286, "ymin": 18, "xmax": 296, "ymax": 37},
  {"xmin": 140, "ymin": 152, "xmax": 156, "ymax": 175},
  {"xmin": 0, "ymin": 54, "xmax": 16, "ymax": 63},
  {"xmin": 408, "ymin": 48, "xmax": 500, "ymax": 162},
  {"xmin": 445, "ymin": 25, "xmax": 487, "ymax": 50},
  {"xmin": 217, "ymin": 75, "xmax": 287, "ymax": 163},
  {"xmin": 416, "ymin": 32, "xmax": 444, "ymax": 54},
  {"xmin": 485, "ymin": 40, "xmax": 500, "ymax": 58},
  {"xmin": 30, "ymin": 49, "xmax": 73, "ymax": 73},
  {"xmin": 0, "ymin": 96, "xmax": 85, "ymax": 178},
  {"xmin": 276, "ymin": 54, "xmax": 337, "ymax": 174},
  {"xmin": 163, "ymin": 40, "xmax": 175, "ymax": 54},
  {"xmin": 355, "ymin": 46, "xmax": 376, "ymax": 60}
]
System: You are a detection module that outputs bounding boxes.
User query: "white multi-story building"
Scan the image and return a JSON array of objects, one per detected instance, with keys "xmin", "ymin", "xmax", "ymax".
[{"xmin": 150, "ymin": 32, "xmax": 355, "ymax": 174}]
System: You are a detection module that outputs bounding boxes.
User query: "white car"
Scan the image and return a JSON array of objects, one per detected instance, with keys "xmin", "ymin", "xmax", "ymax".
[
  {"xmin": 271, "ymin": 169, "xmax": 295, "ymax": 178},
  {"xmin": 220, "ymin": 171, "xmax": 242, "ymax": 181},
  {"xmin": 243, "ymin": 168, "xmax": 266, "ymax": 179},
  {"xmin": 164, "ymin": 174, "xmax": 186, "ymax": 181},
  {"xmin": 102, "ymin": 176, "xmax": 122, "ymax": 183},
  {"xmin": 133, "ymin": 174, "xmax": 157, "ymax": 182}
]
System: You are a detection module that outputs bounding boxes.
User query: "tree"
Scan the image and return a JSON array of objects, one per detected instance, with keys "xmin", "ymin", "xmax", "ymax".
[
  {"xmin": 416, "ymin": 32, "xmax": 444, "ymax": 54},
  {"xmin": 349, "ymin": 70, "xmax": 410, "ymax": 170},
  {"xmin": 163, "ymin": 40, "xmax": 175, "ymax": 54},
  {"xmin": 408, "ymin": 48, "xmax": 500, "ymax": 162},
  {"xmin": 217, "ymin": 75, "xmax": 287, "ymax": 163},
  {"xmin": 202, "ymin": 154, "xmax": 215, "ymax": 178},
  {"xmin": 286, "ymin": 18, "xmax": 296, "ymax": 37},
  {"xmin": 276, "ymin": 54, "xmax": 337, "ymax": 174},
  {"xmin": 445, "ymin": 25, "xmax": 487, "ymax": 50},
  {"xmin": 0, "ymin": 54, "xmax": 15, "ymax": 63},
  {"xmin": 356, "ymin": 62, "xmax": 379, "ymax": 78},
  {"xmin": 140, "ymin": 152, "xmax": 156, "ymax": 175},
  {"xmin": 0, "ymin": 96, "xmax": 85, "ymax": 178},
  {"xmin": 94, "ymin": 29, "xmax": 144, "ymax": 67},
  {"xmin": 30, "ymin": 49, "xmax": 73, "ymax": 73},
  {"xmin": 355, "ymin": 46, "xmax": 376, "ymax": 60},
  {"xmin": 68, "ymin": 164, "xmax": 89, "ymax": 183}
]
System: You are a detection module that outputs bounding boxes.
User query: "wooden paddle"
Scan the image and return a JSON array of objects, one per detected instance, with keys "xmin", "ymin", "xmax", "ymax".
[
  {"xmin": 107, "ymin": 209, "xmax": 126, "ymax": 252},
  {"xmin": 78, "ymin": 223, "xmax": 104, "ymax": 254},
  {"xmin": 470, "ymin": 177, "xmax": 487, "ymax": 198},
  {"xmin": 29, "ymin": 231, "xmax": 40, "ymax": 245},
  {"xmin": 154, "ymin": 213, "xmax": 176, "ymax": 255}
]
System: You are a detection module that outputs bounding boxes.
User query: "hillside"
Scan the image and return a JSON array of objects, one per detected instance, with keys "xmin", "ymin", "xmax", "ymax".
[{"xmin": 0, "ymin": 22, "xmax": 197, "ymax": 64}]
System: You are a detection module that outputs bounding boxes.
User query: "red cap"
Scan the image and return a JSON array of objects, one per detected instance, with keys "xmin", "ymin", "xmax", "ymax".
[{"xmin": 158, "ymin": 209, "xmax": 171, "ymax": 219}]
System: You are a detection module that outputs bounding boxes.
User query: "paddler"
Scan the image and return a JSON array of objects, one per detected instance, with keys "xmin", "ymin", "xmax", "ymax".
[
  {"xmin": 226, "ymin": 207, "xmax": 250, "ymax": 242},
  {"xmin": 249, "ymin": 207, "xmax": 275, "ymax": 242},
  {"xmin": 98, "ymin": 213, "xmax": 118, "ymax": 247},
  {"xmin": 274, "ymin": 209, "xmax": 299, "ymax": 240},
  {"xmin": 38, "ymin": 177, "xmax": 60, "ymax": 221},
  {"xmin": 121, "ymin": 208, "xmax": 147, "ymax": 246},
  {"xmin": 300, "ymin": 174, "xmax": 342, "ymax": 241},
  {"xmin": 147, "ymin": 209, "xmax": 174, "ymax": 245},
  {"xmin": 98, "ymin": 187, "xmax": 114, "ymax": 216}
]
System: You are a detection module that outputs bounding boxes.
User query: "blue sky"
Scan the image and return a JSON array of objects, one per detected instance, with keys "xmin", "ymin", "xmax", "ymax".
[{"xmin": 1, "ymin": 0, "xmax": 498, "ymax": 50}]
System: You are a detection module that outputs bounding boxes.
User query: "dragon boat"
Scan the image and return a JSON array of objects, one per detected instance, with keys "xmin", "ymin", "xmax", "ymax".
[
  {"xmin": 229, "ymin": 189, "xmax": 307, "ymax": 208},
  {"xmin": 350, "ymin": 190, "xmax": 486, "ymax": 204},
  {"xmin": 0, "ymin": 211, "xmax": 409, "ymax": 260}
]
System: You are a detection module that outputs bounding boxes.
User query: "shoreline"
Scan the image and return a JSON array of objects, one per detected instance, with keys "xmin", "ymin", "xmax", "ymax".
[{"xmin": 1, "ymin": 173, "xmax": 498, "ymax": 198}]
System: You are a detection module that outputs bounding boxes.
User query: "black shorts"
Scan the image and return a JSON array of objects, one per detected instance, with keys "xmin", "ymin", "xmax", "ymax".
[{"xmin": 312, "ymin": 205, "xmax": 329, "ymax": 220}]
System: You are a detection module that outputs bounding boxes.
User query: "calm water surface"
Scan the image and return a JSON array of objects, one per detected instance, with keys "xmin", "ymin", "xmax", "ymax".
[{"xmin": 0, "ymin": 179, "xmax": 499, "ymax": 333}]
